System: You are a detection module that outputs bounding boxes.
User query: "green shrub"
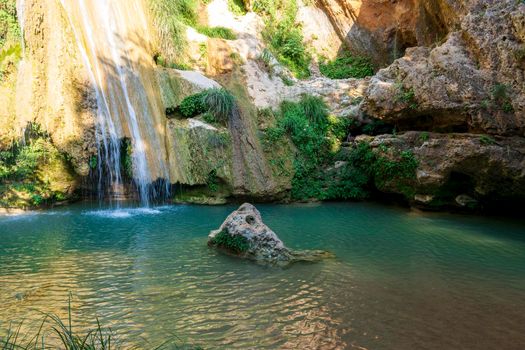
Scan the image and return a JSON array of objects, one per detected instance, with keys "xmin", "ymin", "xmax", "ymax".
[
  {"xmin": 120, "ymin": 138, "xmax": 133, "ymax": 178},
  {"xmin": 0, "ymin": 123, "xmax": 74, "ymax": 208},
  {"xmin": 419, "ymin": 132, "xmax": 429, "ymax": 142},
  {"xmin": 178, "ymin": 88, "xmax": 237, "ymax": 123},
  {"xmin": 228, "ymin": 0, "xmax": 247, "ymax": 15},
  {"xmin": 211, "ymin": 229, "xmax": 250, "ymax": 254},
  {"xmin": 479, "ymin": 135, "xmax": 495, "ymax": 145},
  {"xmin": 197, "ymin": 26, "xmax": 236, "ymax": 40},
  {"xmin": 299, "ymin": 95, "xmax": 328, "ymax": 125},
  {"xmin": 491, "ymin": 83, "xmax": 514, "ymax": 113},
  {"xmin": 148, "ymin": 0, "xmax": 198, "ymax": 61},
  {"xmin": 395, "ymin": 84, "xmax": 418, "ymax": 109},
  {"xmin": 202, "ymin": 88, "xmax": 236, "ymax": 122},
  {"xmin": 0, "ymin": 41, "xmax": 21, "ymax": 78},
  {"xmin": 319, "ymin": 54, "xmax": 374, "ymax": 79},
  {"xmin": 0, "ymin": 0, "xmax": 21, "ymax": 48},
  {"xmin": 259, "ymin": 0, "xmax": 311, "ymax": 78},
  {"xmin": 179, "ymin": 91, "xmax": 208, "ymax": 117},
  {"xmin": 206, "ymin": 169, "xmax": 219, "ymax": 192}
]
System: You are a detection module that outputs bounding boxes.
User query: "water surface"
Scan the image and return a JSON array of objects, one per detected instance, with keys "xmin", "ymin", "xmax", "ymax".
[{"xmin": 1, "ymin": 202, "xmax": 524, "ymax": 349}]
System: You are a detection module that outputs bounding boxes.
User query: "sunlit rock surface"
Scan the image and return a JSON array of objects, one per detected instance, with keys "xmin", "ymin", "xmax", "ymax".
[{"xmin": 208, "ymin": 203, "xmax": 334, "ymax": 265}]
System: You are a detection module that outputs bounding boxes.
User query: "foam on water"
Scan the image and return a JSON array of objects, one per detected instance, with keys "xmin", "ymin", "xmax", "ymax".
[{"xmin": 83, "ymin": 207, "xmax": 162, "ymax": 219}]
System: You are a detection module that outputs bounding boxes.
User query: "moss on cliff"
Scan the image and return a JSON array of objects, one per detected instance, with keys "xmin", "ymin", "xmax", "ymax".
[{"xmin": 0, "ymin": 124, "xmax": 78, "ymax": 208}]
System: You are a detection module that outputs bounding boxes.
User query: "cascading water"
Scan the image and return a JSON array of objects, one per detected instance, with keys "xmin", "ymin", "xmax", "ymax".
[{"xmin": 57, "ymin": 0, "xmax": 170, "ymax": 206}]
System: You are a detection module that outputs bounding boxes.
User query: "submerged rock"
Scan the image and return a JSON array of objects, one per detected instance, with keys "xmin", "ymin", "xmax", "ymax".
[{"xmin": 208, "ymin": 203, "xmax": 333, "ymax": 265}]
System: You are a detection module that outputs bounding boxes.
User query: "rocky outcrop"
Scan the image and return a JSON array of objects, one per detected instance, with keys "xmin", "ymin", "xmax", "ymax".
[
  {"xmin": 208, "ymin": 203, "xmax": 333, "ymax": 265},
  {"xmin": 318, "ymin": 0, "xmax": 461, "ymax": 66},
  {"xmin": 362, "ymin": 1, "xmax": 525, "ymax": 136},
  {"xmin": 358, "ymin": 132, "xmax": 525, "ymax": 210},
  {"xmin": 14, "ymin": 0, "xmax": 98, "ymax": 176}
]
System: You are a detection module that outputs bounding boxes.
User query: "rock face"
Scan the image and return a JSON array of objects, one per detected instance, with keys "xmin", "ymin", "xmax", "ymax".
[
  {"xmin": 358, "ymin": 132, "xmax": 525, "ymax": 210},
  {"xmin": 362, "ymin": 1, "xmax": 525, "ymax": 136},
  {"xmin": 318, "ymin": 0, "xmax": 460, "ymax": 66},
  {"xmin": 208, "ymin": 203, "xmax": 333, "ymax": 265}
]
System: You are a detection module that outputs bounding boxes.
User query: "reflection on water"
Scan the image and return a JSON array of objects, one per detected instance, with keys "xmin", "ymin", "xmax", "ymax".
[{"xmin": 1, "ymin": 202, "xmax": 524, "ymax": 349}]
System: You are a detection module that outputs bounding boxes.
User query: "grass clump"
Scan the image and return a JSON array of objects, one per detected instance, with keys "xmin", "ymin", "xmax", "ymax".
[
  {"xmin": 1, "ymin": 297, "xmax": 202, "ymax": 349},
  {"xmin": 211, "ymin": 229, "xmax": 250, "ymax": 254},
  {"xmin": 228, "ymin": 0, "xmax": 247, "ymax": 15},
  {"xmin": 255, "ymin": 0, "xmax": 311, "ymax": 78},
  {"xmin": 202, "ymin": 88, "xmax": 236, "ymax": 122},
  {"xmin": 177, "ymin": 88, "xmax": 236, "ymax": 124},
  {"xmin": 479, "ymin": 135, "xmax": 496, "ymax": 145},
  {"xmin": 147, "ymin": 0, "xmax": 199, "ymax": 63},
  {"xmin": 319, "ymin": 53, "xmax": 374, "ymax": 79},
  {"xmin": 197, "ymin": 26, "xmax": 236, "ymax": 40}
]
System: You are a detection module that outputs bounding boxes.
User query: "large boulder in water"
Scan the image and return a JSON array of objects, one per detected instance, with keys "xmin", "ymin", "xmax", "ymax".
[{"xmin": 208, "ymin": 203, "xmax": 333, "ymax": 265}]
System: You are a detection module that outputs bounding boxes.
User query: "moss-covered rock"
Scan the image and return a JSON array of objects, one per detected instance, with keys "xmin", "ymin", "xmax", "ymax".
[
  {"xmin": 0, "ymin": 133, "xmax": 78, "ymax": 209},
  {"xmin": 167, "ymin": 117, "xmax": 234, "ymax": 188}
]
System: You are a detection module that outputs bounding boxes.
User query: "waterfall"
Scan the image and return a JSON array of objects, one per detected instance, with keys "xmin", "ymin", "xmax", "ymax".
[{"xmin": 58, "ymin": 0, "xmax": 170, "ymax": 206}]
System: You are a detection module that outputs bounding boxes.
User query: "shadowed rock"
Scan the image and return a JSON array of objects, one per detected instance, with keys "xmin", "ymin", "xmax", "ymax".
[{"xmin": 208, "ymin": 203, "xmax": 334, "ymax": 265}]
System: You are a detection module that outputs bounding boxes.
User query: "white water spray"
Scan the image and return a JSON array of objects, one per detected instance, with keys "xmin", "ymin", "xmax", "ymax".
[{"xmin": 58, "ymin": 0, "xmax": 171, "ymax": 206}]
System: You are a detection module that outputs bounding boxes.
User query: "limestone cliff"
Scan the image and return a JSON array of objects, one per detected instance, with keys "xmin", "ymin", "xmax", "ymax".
[{"xmin": 1, "ymin": 0, "xmax": 524, "ymax": 212}]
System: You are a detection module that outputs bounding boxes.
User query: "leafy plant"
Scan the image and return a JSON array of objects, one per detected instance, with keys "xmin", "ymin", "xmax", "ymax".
[
  {"xmin": 197, "ymin": 26, "xmax": 236, "ymax": 40},
  {"xmin": 148, "ymin": 0, "xmax": 193, "ymax": 61},
  {"xmin": 120, "ymin": 138, "xmax": 133, "ymax": 178},
  {"xmin": 319, "ymin": 53, "xmax": 375, "ymax": 79},
  {"xmin": 206, "ymin": 169, "xmax": 219, "ymax": 192},
  {"xmin": 479, "ymin": 135, "xmax": 495, "ymax": 145},
  {"xmin": 395, "ymin": 84, "xmax": 418, "ymax": 110},
  {"xmin": 0, "ymin": 0, "xmax": 21, "ymax": 48},
  {"xmin": 491, "ymin": 83, "xmax": 514, "ymax": 113},
  {"xmin": 210, "ymin": 229, "xmax": 250, "ymax": 254},
  {"xmin": 202, "ymin": 88, "xmax": 236, "ymax": 122},
  {"xmin": 419, "ymin": 132, "xmax": 430, "ymax": 142},
  {"xmin": 179, "ymin": 91, "xmax": 208, "ymax": 117},
  {"xmin": 228, "ymin": 0, "xmax": 247, "ymax": 15},
  {"xmin": 259, "ymin": 0, "xmax": 311, "ymax": 78}
]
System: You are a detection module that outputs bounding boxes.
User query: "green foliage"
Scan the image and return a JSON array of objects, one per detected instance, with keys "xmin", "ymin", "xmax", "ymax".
[
  {"xmin": 179, "ymin": 91, "xmax": 208, "ymax": 117},
  {"xmin": 120, "ymin": 138, "xmax": 133, "ymax": 179},
  {"xmin": 88, "ymin": 155, "xmax": 98, "ymax": 170},
  {"xmin": 1, "ymin": 297, "xmax": 202, "ymax": 349},
  {"xmin": 419, "ymin": 131, "xmax": 429, "ymax": 142},
  {"xmin": 0, "ymin": 124, "xmax": 73, "ymax": 208},
  {"xmin": 202, "ymin": 88, "xmax": 236, "ymax": 122},
  {"xmin": 197, "ymin": 26, "xmax": 236, "ymax": 40},
  {"xmin": 206, "ymin": 169, "xmax": 219, "ymax": 192},
  {"xmin": 211, "ymin": 229, "xmax": 250, "ymax": 254},
  {"xmin": 395, "ymin": 83, "xmax": 418, "ymax": 110},
  {"xmin": 258, "ymin": 0, "xmax": 311, "ymax": 78},
  {"xmin": 148, "ymin": 0, "xmax": 198, "ymax": 61},
  {"xmin": 0, "ymin": 41, "xmax": 21, "ymax": 78},
  {"xmin": 319, "ymin": 53, "xmax": 375, "ymax": 79},
  {"xmin": 228, "ymin": 0, "xmax": 247, "ymax": 15},
  {"xmin": 178, "ymin": 88, "xmax": 236, "ymax": 123},
  {"xmin": 479, "ymin": 135, "xmax": 496, "ymax": 145},
  {"xmin": 373, "ymin": 146, "xmax": 418, "ymax": 196},
  {"xmin": 491, "ymin": 83, "xmax": 514, "ymax": 113},
  {"xmin": 0, "ymin": 0, "xmax": 20, "ymax": 48}
]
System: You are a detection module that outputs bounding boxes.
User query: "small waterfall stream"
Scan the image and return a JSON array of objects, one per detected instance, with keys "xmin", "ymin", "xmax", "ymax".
[{"xmin": 58, "ymin": 0, "xmax": 170, "ymax": 206}]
